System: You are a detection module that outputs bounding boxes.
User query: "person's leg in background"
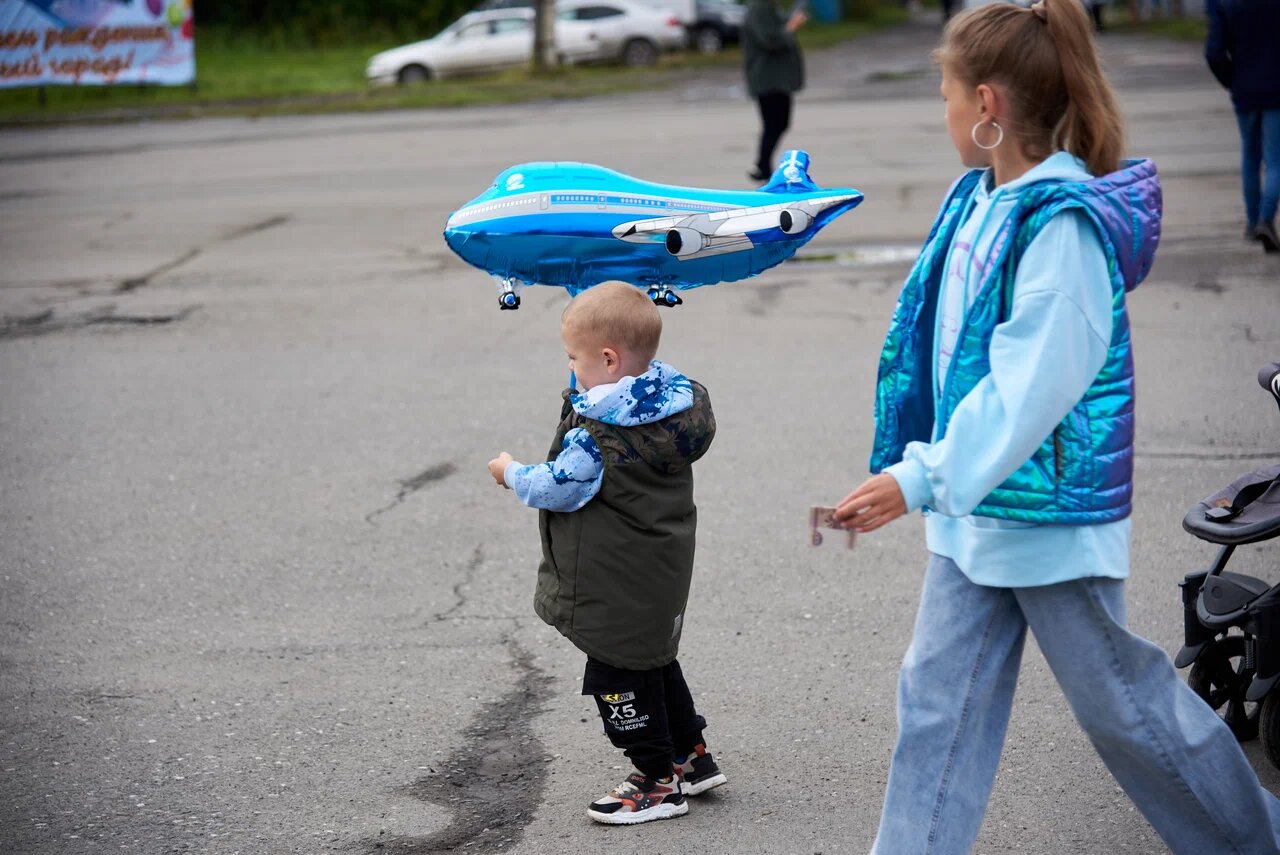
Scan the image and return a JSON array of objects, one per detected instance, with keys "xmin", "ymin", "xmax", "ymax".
[
  {"xmin": 1236, "ymin": 108, "xmax": 1263, "ymax": 239},
  {"xmin": 871, "ymin": 555, "xmax": 1029, "ymax": 855},
  {"xmin": 1090, "ymin": 1, "xmax": 1105, "ymax": 32},
  {"xmin": 1017, "ymin": 577, "xmax": 1280, "ymax": 854},
  {"xmin": 1254, "ymin": 107, "xmax": 1280, "ymax": 252},
  {"xmin": 753, "ymin": 91, "xmax": 792, "ymax": 180}
]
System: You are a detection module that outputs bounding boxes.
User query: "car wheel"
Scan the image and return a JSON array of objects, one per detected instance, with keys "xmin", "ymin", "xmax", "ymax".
[
  {"xmin": 621, "ymin": 38, "xmax": 659, "ymax": 67},
  {"xmin": 398, "ymin": 64, "xmax": 431, "ymax": 85},
  {"xmin": 694, "ymin": 27, "xmax": 723, "ymax": 54}
]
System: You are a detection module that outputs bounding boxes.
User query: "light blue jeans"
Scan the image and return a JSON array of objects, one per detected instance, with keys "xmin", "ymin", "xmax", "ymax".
[{"xmin": 871, "ymin": 554, "xmax": 1280, "ymax": 855}]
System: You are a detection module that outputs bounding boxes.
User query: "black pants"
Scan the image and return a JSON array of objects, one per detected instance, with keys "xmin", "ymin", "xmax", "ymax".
[
  {"xmin": 755, "ymin": 91, "xmax": 793, "ymax": 176},
  {"xmin": 583, "ymin": 657, "xmax": 708, "ymax": 781}
]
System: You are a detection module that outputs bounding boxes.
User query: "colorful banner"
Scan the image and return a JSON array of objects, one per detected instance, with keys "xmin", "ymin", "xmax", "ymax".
[{"xmin": 0, "ymin": 0, "xmax": 194, "ymax": 88}]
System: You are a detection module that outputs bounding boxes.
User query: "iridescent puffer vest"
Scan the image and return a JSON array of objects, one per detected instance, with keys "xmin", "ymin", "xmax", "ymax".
[{"xmin": 870, "ymin": 159, "xmax": 1162, "ymax": 524}]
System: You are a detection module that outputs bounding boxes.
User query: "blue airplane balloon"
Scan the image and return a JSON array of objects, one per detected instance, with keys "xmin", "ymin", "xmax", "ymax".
[{"xmin": 443, "ymin": 150, "xmax": 863, "ymax": 309}]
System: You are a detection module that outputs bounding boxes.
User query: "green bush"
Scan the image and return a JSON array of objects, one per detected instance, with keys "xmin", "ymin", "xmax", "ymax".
[
  {"xmin": 194, "ymin": 1, "xmax": 899, "ymax": 46},
  {"xmin": 195, "ymin": 0, "xmax": 475, "ymax": 47}
]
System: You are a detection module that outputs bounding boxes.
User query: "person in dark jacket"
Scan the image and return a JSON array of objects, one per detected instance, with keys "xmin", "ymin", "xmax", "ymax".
[
  {"xmin": 742, "ymin": 0, "xmax": 806, "ymax": 181},
  {"xmin": 1206, "ymin": 0, "xmax": 1280, "ymax": 252},
  {"xmin": 487, "ymin": 281, "xmax": 723, "ymax": 826}
]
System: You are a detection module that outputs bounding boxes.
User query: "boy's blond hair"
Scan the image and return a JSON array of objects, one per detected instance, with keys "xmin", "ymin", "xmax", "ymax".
[{"xmin": 562, "ymin": 281, "xmax": 663, "ymax": 365}]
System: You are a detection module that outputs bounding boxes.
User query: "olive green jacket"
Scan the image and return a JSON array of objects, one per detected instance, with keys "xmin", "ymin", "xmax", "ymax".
[
  {"xmin": 743, "ymin": 0, "xmax": 805, "ymax": 97},
  {"xmin": 533, "ymin": 382, "xmax": 716, "ymax": 671}
]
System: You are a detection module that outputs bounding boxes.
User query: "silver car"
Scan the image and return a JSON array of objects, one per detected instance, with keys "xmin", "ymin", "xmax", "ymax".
[
  {"xmin": 366, "ymin": 2, "xmax": 685, "ymax": 85},
  {"xmin": 366, "ymin": 9, "xmax": 591, "ymax": 84},
  {"xmin": 557, "ymin": 0, "xmax": 688, "ymax": 66}
]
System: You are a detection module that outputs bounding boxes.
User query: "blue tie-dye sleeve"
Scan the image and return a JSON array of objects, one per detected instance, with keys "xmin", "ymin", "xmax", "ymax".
[{"xmin": 503, "ymin": 428, "xmax": 604, "ymax": 512}]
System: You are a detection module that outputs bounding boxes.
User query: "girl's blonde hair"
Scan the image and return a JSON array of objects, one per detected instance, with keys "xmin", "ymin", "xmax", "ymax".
[{"xmin": 935, "ymin": 0, "xmax": 1123, "ymax": 177}]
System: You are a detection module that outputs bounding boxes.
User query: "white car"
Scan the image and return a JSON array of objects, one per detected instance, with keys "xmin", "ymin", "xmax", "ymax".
[
  {"xmin": 558, "ymin": 0, "xmax": 688, "ymax": 65},
  {"xmin": 366, "ymin": 10, "xmax": 548, "ymax": 84},
  {"xmin": 365, "ymin": 1, "xmax": 685, "ymax": 85}
]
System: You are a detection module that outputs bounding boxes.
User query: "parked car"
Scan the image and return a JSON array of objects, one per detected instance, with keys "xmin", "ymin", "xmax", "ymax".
[
  {"xmin": 687, "ymin": 0, "xmax": 744, "ymax": 53},
  {"xmin": 558, "ymin": 0, "xmax": 687, "ymax": 66},
  {"xmin": 366, "ymin": 9, "xmax": 551, "ymax": 84},
  {"xmin": 478, "ymin": 0, "xmax": 687, "ymax": 64},
  {"xmin": 367, "ymin": 1, "xmax": 685, "ymax": 84},
  {"xmin": 631, "ymin": 0, "xmax": 697, "ymax": 26}
]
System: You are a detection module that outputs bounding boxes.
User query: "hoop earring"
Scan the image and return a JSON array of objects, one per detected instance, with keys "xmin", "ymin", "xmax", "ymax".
[{"xmin": 971, "ymin": 119, "xmax": 1004, "ymax": 151}]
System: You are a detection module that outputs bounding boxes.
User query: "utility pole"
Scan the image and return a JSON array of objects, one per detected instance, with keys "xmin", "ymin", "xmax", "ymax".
[{"xmin": 533, "ymin": 0, "xmax": 557, "ymax": 72}]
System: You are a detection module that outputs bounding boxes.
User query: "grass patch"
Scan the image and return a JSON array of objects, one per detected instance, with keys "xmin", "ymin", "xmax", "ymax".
[
  {"xmin": 0, "ymin": 12, "xmax": 907, "ymax": 124},
  {"xmin": 0, "ymin": 55, "xmax": 678, "ymax": 122},
  {"xmin": 0, "ymin": 34, "xmax": 391, "ymax": 120}
]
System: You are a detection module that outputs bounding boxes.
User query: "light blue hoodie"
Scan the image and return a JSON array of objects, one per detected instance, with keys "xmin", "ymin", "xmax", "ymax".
[
  {"xmin": 504, "ymin": 361, "xmax": 694, "ymax": 512},
  {"xmin": 885, "ymin": 152, "xmax": 1131, "ymax": 587}
]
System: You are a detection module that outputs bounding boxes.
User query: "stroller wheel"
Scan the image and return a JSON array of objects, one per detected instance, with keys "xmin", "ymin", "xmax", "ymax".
[
  {"xmin": 1188, "ymin": 635, "xmax": 1260, "ymax": 741},
  {"xmin": 1260, "ymin": 695, "xmax": 1280, "ymax": 771}
]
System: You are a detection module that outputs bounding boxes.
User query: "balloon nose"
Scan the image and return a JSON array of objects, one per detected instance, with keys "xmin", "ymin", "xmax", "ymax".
[{"xmin": 443, "ymin": 226, "xmax": 475, "ymax": 259}]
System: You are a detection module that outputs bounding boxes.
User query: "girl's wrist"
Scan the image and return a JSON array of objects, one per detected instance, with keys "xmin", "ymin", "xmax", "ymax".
[{"xmin": 884, "ymin": 460, "xmax": 930, "ymax": 514}]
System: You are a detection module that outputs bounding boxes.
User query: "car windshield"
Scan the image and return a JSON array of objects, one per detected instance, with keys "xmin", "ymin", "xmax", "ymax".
[{"xmin": 438, "ymin": 19, "xmax": 467, "ymax": 39}]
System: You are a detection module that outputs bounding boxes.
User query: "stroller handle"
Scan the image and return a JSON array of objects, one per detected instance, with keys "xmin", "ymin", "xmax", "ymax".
[{"xmin": 1260, "ymin": 362, "xmax": 1280, "ymax": 406}]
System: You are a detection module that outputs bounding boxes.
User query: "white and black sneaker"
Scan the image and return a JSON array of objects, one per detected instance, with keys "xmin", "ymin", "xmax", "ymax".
[
  {"xmin": 677, "ymin": 745, "xmax": 727, "ymax": 796},
  {"xmin": 587, "ymin": 770, "xmax": 688, "ymax": 825}
]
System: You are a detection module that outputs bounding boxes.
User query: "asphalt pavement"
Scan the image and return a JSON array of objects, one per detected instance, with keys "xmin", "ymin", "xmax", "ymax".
[{"xmin": 2, "ymin": 16, "xmax": 1278, "ymax": 855}]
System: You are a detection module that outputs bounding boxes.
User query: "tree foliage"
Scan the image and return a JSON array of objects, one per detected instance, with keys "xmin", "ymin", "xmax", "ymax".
[
  {"xmin": 195, "ymin": 0, "xmax": 478, "ymax": 46},
  {"xmin": 195, "ymin": 0, "xmax": 897, "ymax": 47}
]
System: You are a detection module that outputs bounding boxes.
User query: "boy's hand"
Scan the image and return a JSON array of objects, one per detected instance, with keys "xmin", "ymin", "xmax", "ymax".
[
  {"xmin": 833, "ymin": 473, "xmax": 907, "ymax": 533},
  {"xmin": 488, "ymin": 452, "xmax": 513, "ymax": 488}
]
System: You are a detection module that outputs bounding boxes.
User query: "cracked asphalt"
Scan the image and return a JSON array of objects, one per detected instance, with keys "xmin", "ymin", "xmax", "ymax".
[{"xmin": 2, "ymin": 16, "xmax": 1279, "ymax": 855}]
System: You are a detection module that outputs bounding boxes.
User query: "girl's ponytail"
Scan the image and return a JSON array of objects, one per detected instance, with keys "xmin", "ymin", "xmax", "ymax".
[
  {"xmin": 936, "ymin": 0, "xmax": 1125, "ymax": 177},
  {"xmin": 1039, "ymin": 0, "xmax": 1123, "ymax": 176}
]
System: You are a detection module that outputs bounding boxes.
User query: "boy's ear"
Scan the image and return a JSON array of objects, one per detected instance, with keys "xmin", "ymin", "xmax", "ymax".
[{"xmin": 602, "ymin": 347, "xmax": 621, "ymax": 372}]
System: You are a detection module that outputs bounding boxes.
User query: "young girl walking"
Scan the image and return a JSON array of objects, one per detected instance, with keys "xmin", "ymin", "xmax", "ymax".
[{"xmin": 833, "ymin": 1, "xmax": 1280, "ymax": 852}]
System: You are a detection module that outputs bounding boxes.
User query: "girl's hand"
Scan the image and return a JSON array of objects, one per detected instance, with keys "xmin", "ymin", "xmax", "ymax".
[
  {"xmin": 488, "ymin": 453, "xmax": 513, "ymax": 487},
  {"xmin": 786, "ymin": 10, "xmax": 808, "ymax": 32},
  {"xmin": 833, "ymin": 473, "xmax": 907, "ymax": 533}
]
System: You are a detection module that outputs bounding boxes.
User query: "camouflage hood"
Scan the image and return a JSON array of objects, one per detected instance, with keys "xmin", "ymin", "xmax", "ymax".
[{"xmin": 569, "ymin": 362, "xmax": 714, "ymax": 474}]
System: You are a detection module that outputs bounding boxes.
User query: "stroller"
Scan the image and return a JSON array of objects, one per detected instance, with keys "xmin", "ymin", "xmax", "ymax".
[{"xmin": 1176, "ymin": 362, "xmax": 1280, "ymax": 769}]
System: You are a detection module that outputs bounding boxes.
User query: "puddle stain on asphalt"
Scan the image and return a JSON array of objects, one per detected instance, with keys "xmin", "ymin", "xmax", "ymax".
[
  {"xmin": 0, "ymin": 305, "xmax": 199, "ymax": 339},
  {"xmin": 366, "ymin": 640, "xmax": 554, "ymax": 854}
]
